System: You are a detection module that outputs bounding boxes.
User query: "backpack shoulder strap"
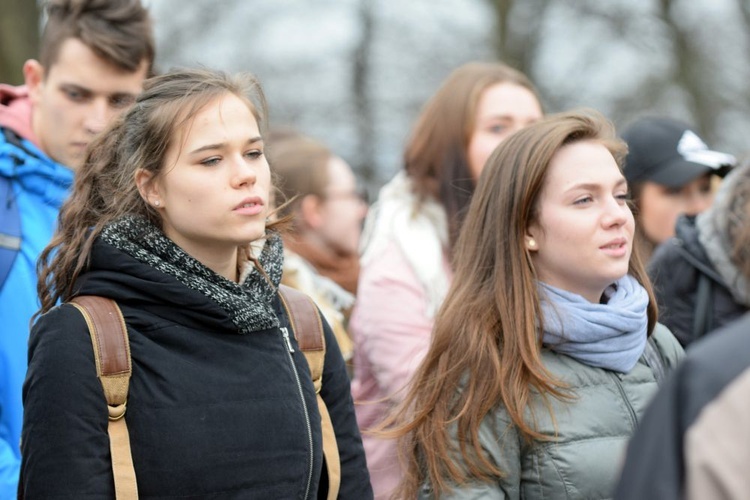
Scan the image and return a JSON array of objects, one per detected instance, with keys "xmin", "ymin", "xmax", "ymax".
[
  {"xmin": 0, "ymin": 132, "xmax": 21, "ymax": 291},
  {"xmin": 1, "ymin": 127, "xmax": 49, "ymax": 293},
  {"xmin": 69, "ymin": 295, "xmax": 139, "ymax": 499},
  {"xmin": 278, "ymin": 284, "xmax": 340, "ymax": 500},
  {"xmin": 278, "ymin": 284, "xmax": 325, "ymax": 388}
]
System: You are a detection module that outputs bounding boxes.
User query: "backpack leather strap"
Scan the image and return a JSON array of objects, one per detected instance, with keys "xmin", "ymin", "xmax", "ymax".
[
  {"xmin": 279, "ymin": 285, "xmax": 340, "ymax": 500},
  {"xmin": 70, "ymin": 295, "xmax": 139, "ymax": 499}
]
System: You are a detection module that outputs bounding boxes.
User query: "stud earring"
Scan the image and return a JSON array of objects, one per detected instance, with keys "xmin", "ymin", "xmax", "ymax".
[
  {"xmin": 154, "ymin": 200, "xmax": 160, "ymax": 207},
  {"xmin": 527, "ymin": 239, "xmax": 536, "ymax": 248}
]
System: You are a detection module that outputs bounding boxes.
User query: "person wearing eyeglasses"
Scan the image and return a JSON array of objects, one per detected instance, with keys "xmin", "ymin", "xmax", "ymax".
[{"xmin": 268, "ymin": 130, "xmax": 368, "ymax": 367}]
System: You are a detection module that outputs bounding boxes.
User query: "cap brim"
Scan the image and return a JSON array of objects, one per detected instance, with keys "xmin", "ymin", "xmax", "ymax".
[{"xmin": 647, "ymin": 158, "xmax": 732, "ymax": 188}]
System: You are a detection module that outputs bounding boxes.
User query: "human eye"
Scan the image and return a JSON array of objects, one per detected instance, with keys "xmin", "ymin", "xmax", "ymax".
[
  {"xmin": 244, "ymin": 149, "xmax": 264, "ymax": 160},
  {"xmin": 488, "ymin": 123, "xmax": 507, "ymax": 134},
  {"xmin": 698, "ymin": 180, "xmax": 712, "ymax": 194},
  {"xmin": 200, "ymin": 157, "xmax": 221, "ymax": 167},
  {"xmin": 62, "ymin": 86, "xmax": 87, "ymax": 102},
  {"xmin": 110, "ymin": 94, "xmax": 136, "ymax": 109},
  {"xmin": 615, "ymin": 192, "xmax": 629, "ymax": 204},
  {"xmin": 573, "ymin": 195, "xmax": 593, "ymax": 205}
]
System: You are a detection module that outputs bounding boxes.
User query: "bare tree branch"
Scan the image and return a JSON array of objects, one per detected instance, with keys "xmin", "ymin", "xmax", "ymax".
[{"xmin": 656, "ymin": 0, "xmax": 720, "ymax": 140}]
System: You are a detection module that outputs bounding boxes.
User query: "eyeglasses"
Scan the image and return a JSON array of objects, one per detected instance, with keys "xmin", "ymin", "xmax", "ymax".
[{"xmin": 324, "ymin": 186, "xmax": 369, "ymax": 204}]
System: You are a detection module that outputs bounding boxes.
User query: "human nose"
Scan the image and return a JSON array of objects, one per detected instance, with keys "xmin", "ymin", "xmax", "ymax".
[
  {"xmin": 83, "ymin": 99, "xmax": 111, "ymax": 135},
  {"xmin": 231, "ymin": 154, "xmax": 259, "ymax": 188},
  {"xmin": 602, "ymin": 196, "xmax": 629, "ymax": 227},
  {"xmin": 357, "ymin": 198, "xmax": 368, "ymax": 219}
]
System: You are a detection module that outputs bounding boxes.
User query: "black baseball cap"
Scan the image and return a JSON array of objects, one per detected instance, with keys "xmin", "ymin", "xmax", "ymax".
[{"xmin": 621, "ymin": 117, "xmax": 736, "ymax": 189}]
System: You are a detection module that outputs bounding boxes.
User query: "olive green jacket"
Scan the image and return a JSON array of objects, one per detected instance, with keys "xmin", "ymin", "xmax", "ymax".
[{"xmin": 420, "ymin": 324, "xmax": 684, "ymax": 500}]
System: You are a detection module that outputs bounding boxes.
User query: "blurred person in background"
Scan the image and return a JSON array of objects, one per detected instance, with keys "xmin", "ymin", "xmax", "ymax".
[
  {"xmin": 648, "ymin": 160, "xmax": 750, "ymax": 347},
  {"xmin": 621, "ymin": 116, "xmax": 735, "ymax": 262},
  {"xmin": 0, "ymin": 0, "xmax": 153, "ymax": 495},
  {"xmin": 388, "ymin": 110, "xmax": 683, "ymax": 499},
  {"xmin": 268, "ymin": 129, "xmax": 368, "ymax": 367},
  {"xmin": 350, "ymin": 61, "xmax": 543, "ymax": 498}
]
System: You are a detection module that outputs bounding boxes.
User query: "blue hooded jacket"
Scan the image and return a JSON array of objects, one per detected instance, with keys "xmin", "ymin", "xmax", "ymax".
[{"xmin": 0, "ymin": 125, "xmax": 73, "ymax": 497}]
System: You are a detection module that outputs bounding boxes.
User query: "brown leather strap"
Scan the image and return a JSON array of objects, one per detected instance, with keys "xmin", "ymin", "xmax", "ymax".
[
  {"xmin": 70, "ymin": 296, "xmax": 139, "ymax": 499},
  {"xmin": 317, "ymin": 395, "xmax": 341, "ymax": 500},
  {"xmin": 278, "ymin": 285, "xmax": 340, "ymax": 499},
  {"xmin": 279, "ymin": 285, "xmax": 325, "ymax": 352}
]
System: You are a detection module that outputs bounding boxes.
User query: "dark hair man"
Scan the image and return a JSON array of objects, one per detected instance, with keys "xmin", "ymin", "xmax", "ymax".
[{"xmin": 0, "ymin": 1, "xmax": 154, "ymax": 495}]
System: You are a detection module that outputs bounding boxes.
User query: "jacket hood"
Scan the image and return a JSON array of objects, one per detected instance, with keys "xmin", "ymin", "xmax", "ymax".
[
  {"xmin": 74, "ymin": 239, "xmax": 241, "ymax": 333},
  {"xmin": 0, "ymin": 124, "xmax": 73, "ymax": 207},
  {"xmin": 669, "ymin": 215, "xmax": 725, "ymax": 284},
  {"xmin": 0, "ymin": 84, "xmax": 40, "ymax": 147},
  {"xmin": 359, "ymin": 171, "xmax": 450, "ymax": 318},
  {"xmin": 697, "ymin": 165, "xmax": 750, "ymax": 306},
  {"xmin": 673, "ymin": 216, "xmax": 712, "ymax": 267}
]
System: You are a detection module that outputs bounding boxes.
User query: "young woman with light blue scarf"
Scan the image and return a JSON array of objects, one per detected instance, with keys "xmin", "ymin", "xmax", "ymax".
[{"xmin": 386, "ymin": 109, "xmax": 685, "ymax": 499}]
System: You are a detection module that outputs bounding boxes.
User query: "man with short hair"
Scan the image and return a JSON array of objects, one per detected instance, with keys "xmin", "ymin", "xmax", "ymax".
[{"xmin": 0, "ymin": 0, "xmax": 154, "ymax": 494}]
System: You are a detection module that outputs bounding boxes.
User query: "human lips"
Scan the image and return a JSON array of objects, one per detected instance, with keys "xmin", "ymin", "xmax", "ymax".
[
  {"xmin": 233, "ymin": 197, "xmax": 264, "ymax": 216},
  {"xmin": 600, "ymin": 238, "xmax": 628, "ymax": 257}
]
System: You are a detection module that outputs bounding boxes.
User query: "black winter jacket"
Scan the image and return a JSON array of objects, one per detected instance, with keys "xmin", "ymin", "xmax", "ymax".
[
  {"xmin": 615, "ymin": 312, "xmax": 750, "ymax": 500},
  {"xmin": 648, "ymin": 215, "xmax": 748, "ymax": 348},
  {"xmin": 20, "ymin": 240, "xmax": 373, "ymax": 499}
]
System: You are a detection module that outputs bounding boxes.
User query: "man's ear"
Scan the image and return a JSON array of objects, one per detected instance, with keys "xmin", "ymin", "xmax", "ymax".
[
  {"xmin": 299, "ymin": 194, "xmax": 324, "ymax": 229},
  {"xmin": 23, "ymin": 60, "xmax": 45, "ymax": 104},
  {"xmin": 135, "ymin": 169, "xmax": 161, "ymax": 208}
]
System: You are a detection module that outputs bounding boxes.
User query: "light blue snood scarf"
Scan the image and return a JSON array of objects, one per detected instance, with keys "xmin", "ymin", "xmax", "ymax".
[{"xmin": 539, "ymin": 275, "xmax": 649, "ymax": 373}]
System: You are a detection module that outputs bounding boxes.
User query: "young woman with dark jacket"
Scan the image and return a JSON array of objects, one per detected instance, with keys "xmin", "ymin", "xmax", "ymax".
[
  {"xmin": 387, "ymin": 110, "xmax": 683, "ymax": 499},
  {"xmin": 20, "ymin": 68, "xmax": 372, "ymax": 499}
]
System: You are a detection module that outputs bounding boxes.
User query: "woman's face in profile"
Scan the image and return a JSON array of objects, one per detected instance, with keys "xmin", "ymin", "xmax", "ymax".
[
  {"xmin": 466, "ymin": 82, "xmax": 542, "ymax": 182},
  {"xmin": 526, "ymin": 140, "xmax": 635, "ymax": 302}
]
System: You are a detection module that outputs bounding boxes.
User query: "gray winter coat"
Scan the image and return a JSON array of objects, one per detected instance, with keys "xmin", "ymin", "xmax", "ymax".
[{"xmin": 419, "ymin": 324, "xmax": 683, "ymax": 500}]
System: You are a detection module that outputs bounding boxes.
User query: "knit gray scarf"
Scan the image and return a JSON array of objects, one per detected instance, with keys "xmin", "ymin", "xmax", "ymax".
[{"xmin": 100, "ymin": 216, "xmax": 283, "ymax": 334}]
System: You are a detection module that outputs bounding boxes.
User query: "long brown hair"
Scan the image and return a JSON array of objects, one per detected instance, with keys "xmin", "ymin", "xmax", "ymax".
[
  {"xmin": 389, "ymin": 109, "xmax": 657, "ymax": 498},
  {"xmin": 404, "ymin": 61, "xmax": 540, "ymax": 253},
  {"xmin": 36, "ymin": 68, "xmax": 271, "ymax": 316}
]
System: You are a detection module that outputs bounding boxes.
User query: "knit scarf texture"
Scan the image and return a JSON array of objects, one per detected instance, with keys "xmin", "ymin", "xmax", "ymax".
[
  {"xmin": 100, "ymin": 215, "xmax": 283, "ymax": 334},
  {"xmin": 539, "ymin": 275, "xmax": 649, "ymax": 373}
]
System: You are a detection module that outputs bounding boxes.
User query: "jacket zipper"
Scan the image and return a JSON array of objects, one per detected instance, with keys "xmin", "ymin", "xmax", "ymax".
[
  {"xmin": 280, "ymin": 326, "xmax": 314, "ymax": 499},
  {"xmin": 609, "ymin": 372, "xmax": 637, "ymax": 430}
]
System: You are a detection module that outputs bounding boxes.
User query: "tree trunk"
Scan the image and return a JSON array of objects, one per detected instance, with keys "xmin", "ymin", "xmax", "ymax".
[
  {"xmin": 352, "ymin": 0, "xmax": 376, "ymax": 187},
  {"xmin": 0, "ymin": 0, "xmax": 40, "ymax": 85}
]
